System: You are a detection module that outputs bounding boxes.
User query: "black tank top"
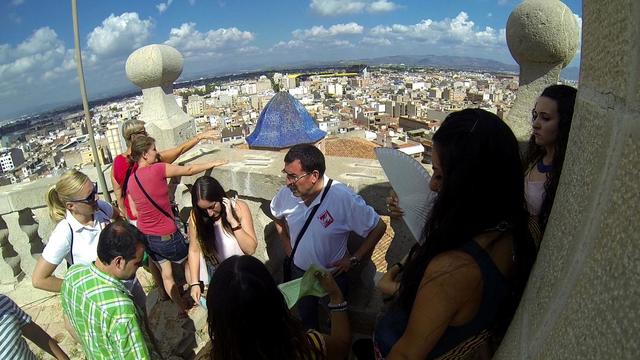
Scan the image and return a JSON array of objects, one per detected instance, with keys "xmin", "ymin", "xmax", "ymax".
[{"xmin": 374, "ymin": 240, "xmax": 511, "ymax": 359}]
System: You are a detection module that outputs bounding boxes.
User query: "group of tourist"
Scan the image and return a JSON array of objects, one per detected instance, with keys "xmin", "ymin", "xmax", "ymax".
[{"xmin": 3, "ymin": 84, "xmax": 576, "ymax": 359}]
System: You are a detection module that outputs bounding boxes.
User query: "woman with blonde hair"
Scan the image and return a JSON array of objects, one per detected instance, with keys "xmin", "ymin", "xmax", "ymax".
[
  {"xmin": 31, "ymin": 170, "xmax": 146, "ymax": 335},
  {"xmin": 127, "ymin": 135, "xmax": 227, "ymax": 314}
]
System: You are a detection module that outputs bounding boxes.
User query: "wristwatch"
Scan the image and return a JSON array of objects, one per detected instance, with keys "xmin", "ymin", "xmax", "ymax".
[{"xmin": 349, "ymin": 256, "xmax": 360, "ymax": 267}]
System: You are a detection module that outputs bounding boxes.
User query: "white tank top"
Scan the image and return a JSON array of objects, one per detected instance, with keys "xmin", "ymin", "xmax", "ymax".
[{"xmin": 213, "ymin": 219, "xmax": 244, "ymax": 261}]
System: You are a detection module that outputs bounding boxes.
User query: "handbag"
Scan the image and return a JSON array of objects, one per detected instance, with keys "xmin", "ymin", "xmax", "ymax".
[
  {"xmin": 282, "ymin": 179, "xmax": 333, "ymax": 282},
  {"xmin": 133, "ymin": 172, "xmax": 188, "ymax": 235}
]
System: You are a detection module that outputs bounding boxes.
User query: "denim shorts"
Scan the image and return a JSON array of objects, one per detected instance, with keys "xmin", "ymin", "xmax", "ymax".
[{"xmin": 145, "ymin": 230, "xmax": 188, "ymax": 264}]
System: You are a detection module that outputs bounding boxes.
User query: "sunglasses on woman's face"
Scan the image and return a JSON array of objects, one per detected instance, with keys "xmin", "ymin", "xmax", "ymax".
[{"xmin": 69, "ymin": 182, "xmax": 98, "ymax": 204}]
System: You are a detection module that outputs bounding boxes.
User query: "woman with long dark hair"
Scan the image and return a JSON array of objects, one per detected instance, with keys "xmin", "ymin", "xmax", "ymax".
[
  {"xmin": 524, "ymin": 84, "xmax": 577, "ymax": 246},
  {"xmin": 373, "ymin": 109, "xmax": 537, "ymax": 359},
  {"xmin": 206, "ymin": 255, "xmax": 351, "ymax": 360},
  {"xmin": 187, "ymin": 176, "xmax": 257, "ymax": 303}
]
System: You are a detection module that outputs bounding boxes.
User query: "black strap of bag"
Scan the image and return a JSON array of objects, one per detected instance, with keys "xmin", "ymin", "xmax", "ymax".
[{"xmin": 283, "ymin": 178, "xmax": 333, "ymax": 281}]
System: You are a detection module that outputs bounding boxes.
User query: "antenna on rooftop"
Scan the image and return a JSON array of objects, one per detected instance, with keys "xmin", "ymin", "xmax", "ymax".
[{"xmin": 71, "ymin": 0, "xmax": 112, "ymax": 203}]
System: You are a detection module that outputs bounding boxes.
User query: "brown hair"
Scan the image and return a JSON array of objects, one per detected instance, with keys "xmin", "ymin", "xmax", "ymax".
[{"xmin": 130, "ymin": 135, "xmax": 156, "ymax": 163}]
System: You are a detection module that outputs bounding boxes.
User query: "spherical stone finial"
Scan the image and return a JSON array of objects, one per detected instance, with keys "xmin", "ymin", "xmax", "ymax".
[
  {"xmin": 125, "ymin": 44, "xmax": 184, "ymax": 89},
  {"xmin": 506, "ymin": 0, "xmax": 579, "ymax": 67}
]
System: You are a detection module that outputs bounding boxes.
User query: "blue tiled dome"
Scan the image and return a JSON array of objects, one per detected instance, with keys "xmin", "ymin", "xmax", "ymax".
[{"xmin": 246, "ymin": 92, "xmax": 326, "ymax": 149}]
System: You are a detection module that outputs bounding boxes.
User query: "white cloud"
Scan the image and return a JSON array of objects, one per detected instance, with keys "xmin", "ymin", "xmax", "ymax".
[
  {"xmin": 361, "ymin": 37, "xmax": 391, "ymax": 46},
  {"xmin": 10, "ymin": 0, "xmax": 25, "ymax": 6},
  {"xmin": 87, "ymin": 13, "xmax": 153, "ymax": 58},
  {"xmin": 156, "ymin": 0, "xmax": 174, "ymax": 13},
  {"xmin": 368, "ymin": 0, "xmax": 398, "ymax": 13},
  {"xmin": 369, "ymin": 12, "xmax": 505, "ymax": 47},
  {"xmin": 0, "ymin": 27, "xmax": 69, "ymax": 102},
  {"xmin": 310, "ymin": 0, "xmax": 399, "ymax": 16},
  {"xmin": 292, "ymin": 23, "xmax": 364, "ymax": 39},
  {"xmin": 164, "ymin": 23, "xmax": 254, "ymax": 57}
]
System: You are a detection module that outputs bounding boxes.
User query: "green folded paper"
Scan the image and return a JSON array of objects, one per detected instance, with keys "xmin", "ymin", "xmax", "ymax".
[{"xmin": 278, "ymin": 264, "xmax": 328, "ymax": 308}]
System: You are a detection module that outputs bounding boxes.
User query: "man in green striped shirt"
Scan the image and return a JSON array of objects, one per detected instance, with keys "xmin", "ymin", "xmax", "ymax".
[{"xmin": 61, "ymin": 221, "xmax": 159, "ymax": 359}]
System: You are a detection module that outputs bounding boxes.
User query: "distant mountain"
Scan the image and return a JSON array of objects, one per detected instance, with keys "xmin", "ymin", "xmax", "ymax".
[{"xmin": 341, "ymin": 55, "xmax": 519, "ymax": 73}]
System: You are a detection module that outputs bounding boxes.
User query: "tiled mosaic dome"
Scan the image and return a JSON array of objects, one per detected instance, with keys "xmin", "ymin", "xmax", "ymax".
[{"xmin": 246, "ymin": 92, "xmax": 326, "ymax": 149}]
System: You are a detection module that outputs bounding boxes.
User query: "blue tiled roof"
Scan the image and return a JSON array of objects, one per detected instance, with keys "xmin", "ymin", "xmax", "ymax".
[{"xmin": 246, "ymin": 92, "xmax": 326, "ymax": 149}]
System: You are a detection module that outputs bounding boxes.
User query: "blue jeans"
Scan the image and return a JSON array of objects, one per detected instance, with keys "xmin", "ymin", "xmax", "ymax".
[
  {"xmin": 291, "ymin": 263, "xmax": 349, "ymax": 330},
  {"xmin": 145, "ymin": 230, "xmax": 188, "ymax": 264}
]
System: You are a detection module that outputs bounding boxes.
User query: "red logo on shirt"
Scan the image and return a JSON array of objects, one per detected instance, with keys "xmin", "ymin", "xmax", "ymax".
[{"xmin": 318, "ymin": 210, "xmax": 334, "ymax": 228}]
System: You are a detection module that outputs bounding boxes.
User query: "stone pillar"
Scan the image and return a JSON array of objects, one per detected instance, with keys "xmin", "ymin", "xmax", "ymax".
[
  {"xmin": 496, "ymin": 0, "xmax": 640, "ymax": 358},
  {"xmin": 125, "ymin": 44, "xmax": 195, "ymax": 151},
  {"xmin": 505, "ymin": 0, "xmax": 579, "ymax": 141},
  {"xmin": 17, "ymin": 208, "xmax": 43, "ymax": 276},
  {"xmin": 0, "ymin": 215, "xmax": 23, "ymax": 283}
]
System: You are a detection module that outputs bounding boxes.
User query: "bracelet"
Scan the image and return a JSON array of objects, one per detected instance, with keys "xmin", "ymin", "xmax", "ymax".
[
  {"xmin": 231, "ymin": 224, "xmax": 242, "ymax": 231},
  {"xmin": 189, "ymin": 282, "xmax": 204, "ymax": 291},
  {"xmin": 328, "ymin": 300, "xmax": 348, "ymax": 311}
]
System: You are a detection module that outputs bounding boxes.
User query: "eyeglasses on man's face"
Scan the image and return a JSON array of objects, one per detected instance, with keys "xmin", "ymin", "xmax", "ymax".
[
  {"xmin": 281, "ymin": 170, "xmax": 310, "ymax": 185},
  {"xmin": 70, "ymin": 182, "xmax": 98, "ymax": 204}
]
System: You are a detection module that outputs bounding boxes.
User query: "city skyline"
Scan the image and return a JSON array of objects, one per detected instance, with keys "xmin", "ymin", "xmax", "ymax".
[{"xmin": 0, "ymin": 0, "xmax": 582, "ymax": 120}]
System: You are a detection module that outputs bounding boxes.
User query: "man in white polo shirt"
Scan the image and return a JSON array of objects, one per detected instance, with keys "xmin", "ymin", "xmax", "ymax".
[{"xmin": 271, "ymin": 143, "xmax": 386, "ymax": 329}]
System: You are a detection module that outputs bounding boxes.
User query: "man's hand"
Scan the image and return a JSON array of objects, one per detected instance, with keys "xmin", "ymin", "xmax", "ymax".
[{"xmin": 330, "ymin": 255, "xmax": 352, "ymax": 276}]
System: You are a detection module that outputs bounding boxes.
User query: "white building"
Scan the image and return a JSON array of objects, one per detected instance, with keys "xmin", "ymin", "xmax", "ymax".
[
  {"xmin": 0, "ymin": 148, "xmax": 25, "ymax": 172},
  {"xmin": 106, "ymin": 123, "xmax": 126, "ymax": 160}
]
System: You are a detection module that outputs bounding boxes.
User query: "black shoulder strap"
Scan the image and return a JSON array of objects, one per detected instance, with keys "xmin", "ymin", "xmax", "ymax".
[
  {"xmin": 67, "ymin": 221, "xmax": 74, "ymax": 267},
  {"xmin": 290, "ymin": 178, "xmax": 333, "ymax": 263},
  {"xmin": 133, "ymin": 172, "xmax": 174, "ymax": 221},
  {"xmin": 121, "ymin": 165, "xmax": 133, "ymax": 199}
]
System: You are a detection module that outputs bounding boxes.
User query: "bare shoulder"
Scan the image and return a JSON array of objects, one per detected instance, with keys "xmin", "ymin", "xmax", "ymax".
[
  {"xmin": 421, "ymin": 250, "xmax": 482, "ymax": 291},
  {"xmin": 235, "ymin": 199, "xmax": 251, "ymax": 212}
]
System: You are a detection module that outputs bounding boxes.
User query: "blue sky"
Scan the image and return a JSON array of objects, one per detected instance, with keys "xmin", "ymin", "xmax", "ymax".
[{"xmin": 0, "ymin": 0, "xmax": 582, "ymax": 120}]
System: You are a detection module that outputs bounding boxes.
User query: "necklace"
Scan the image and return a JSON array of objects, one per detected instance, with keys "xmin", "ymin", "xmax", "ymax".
[{"xmin": 537, "ymin": 160, "xmax": 553, "ymax": 173}]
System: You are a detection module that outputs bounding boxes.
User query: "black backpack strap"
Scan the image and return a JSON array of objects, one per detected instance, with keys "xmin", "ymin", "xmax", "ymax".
[
  {"xmin": 290, "ymin": 178, "xmax": 333, "ymax": 264},
  {"xmin": 133, "ymin": 172, "xmax": 174, "ymax": 221}
]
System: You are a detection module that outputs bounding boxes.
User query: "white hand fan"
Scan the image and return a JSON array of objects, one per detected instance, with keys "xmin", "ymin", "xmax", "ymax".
[{"xmin": 375, "ymin": 147, "xmax": 435, "ymax": 243}]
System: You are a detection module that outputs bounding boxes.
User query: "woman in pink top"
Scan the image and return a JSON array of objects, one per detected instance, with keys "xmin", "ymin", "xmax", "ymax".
[
  {"xmin": 127, "ymin": 135, "xmax": 227, "ymax": 313},
  {"xmin": 111, "ymin": 119, "xmax": 216, "ymax": 221},
  {"xmin": 524, "ymin": 85, "xmax": 577, "ymax": 247}
]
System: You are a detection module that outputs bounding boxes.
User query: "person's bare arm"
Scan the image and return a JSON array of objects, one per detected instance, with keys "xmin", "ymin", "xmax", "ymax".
[
  {"xmin": 377, "ymin": 263, "xmax": 402, "ymax": 296},
  {"xmin": 110, "ymin": 166, "xmax": 126, "ymax": 216},
  {"xmin": 32, "ymin": 257, "xmax": 62, "ymax": 292},
  {"xmin": 225, "ymin": 199, "xmax": 257, "ymax": 255},
  {"xmin": 274, "ymin": 218, "xmax": 292, "ymax": 257},
  {"xmin": 187, "ymin": 214, "xmax": 203, "ymax": 303},
  {"xmin": 315, "ymin": 271, "xmax": 351, "ymax": 360},
  {"xmin": 22, "ymin": 321, "xmax": 69, "ymax": 360},
  {"xmin": 387, "ymin": 253, "xmax": 482, "ymax": 359},
  {"xmin": 164, "ymin": 160, "xmax": 228, "ymax": 178},
  {"xmin": 158, "ymin": 130, "xmax": 216, "ymax": 164},
  {"xmin": 332, "ymin": 218, "xmax": 387, "ymax": 275}
]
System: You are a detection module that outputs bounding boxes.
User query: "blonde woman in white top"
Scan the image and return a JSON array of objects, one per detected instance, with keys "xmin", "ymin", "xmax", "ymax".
[{"xmin": 187, "ymin": 176, "xmax": 257, "ymax": 304}]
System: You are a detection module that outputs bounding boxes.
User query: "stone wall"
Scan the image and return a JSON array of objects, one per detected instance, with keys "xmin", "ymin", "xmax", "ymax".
[{"xmin": 495, "ymin": 0, "xmax": 640, "ymax": 358}]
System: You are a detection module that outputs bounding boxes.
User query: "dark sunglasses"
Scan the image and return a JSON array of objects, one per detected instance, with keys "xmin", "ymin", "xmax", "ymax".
[{"xmin": 69, "ymin": 182, "xmax": 98, "ymax": 204}]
